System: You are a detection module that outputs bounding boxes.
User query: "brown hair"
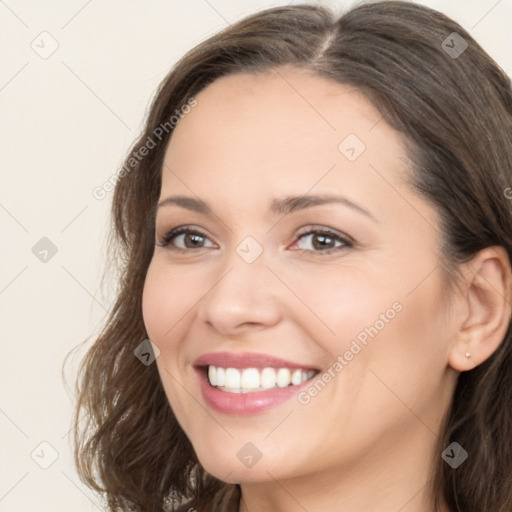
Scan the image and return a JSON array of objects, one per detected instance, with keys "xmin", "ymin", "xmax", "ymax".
[{"xmin": 74, "ymin": 2, "xmax": 512, "ymax": 511}]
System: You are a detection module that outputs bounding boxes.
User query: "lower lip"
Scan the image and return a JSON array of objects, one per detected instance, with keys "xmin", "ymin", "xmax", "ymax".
[{"xmin": 195, "ymin": 367, "xmax": 315, "ymax": 416}]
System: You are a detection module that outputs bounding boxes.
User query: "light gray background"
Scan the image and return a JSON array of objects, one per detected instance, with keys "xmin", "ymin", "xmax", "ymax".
[{"xmin": 1, "ymin": 0, "xmax": 511, "ymax": 510}]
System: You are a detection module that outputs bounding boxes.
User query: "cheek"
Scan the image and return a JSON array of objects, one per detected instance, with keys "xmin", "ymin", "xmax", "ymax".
[
  {"xmin": 141, "ymin": 258, "xmax": 211, "ymax": 375},
  {"xmin": 142, "ymin": 261, "xmax": 200, "ymax": 429},
  {"xmin": 292, "ymin": 248, "xmax": 449, "ymax": 370},
  {"xmin": 296, "ymin": 262, "xmax": 450, "ymax": 402},
  {"xmin": 278, "ymin": 262, "xmax": 401, "ymax": 349},
  {"xmin": 141, "ymin": 259, "xmax": 201, "ymax": 342},
  {"xmin": 141, "ymin": 263, "xmax": 168, "ymax": 342},
  {"xmin": 349, "ymin": 272, "xmax": 453, "ymax": 419}
]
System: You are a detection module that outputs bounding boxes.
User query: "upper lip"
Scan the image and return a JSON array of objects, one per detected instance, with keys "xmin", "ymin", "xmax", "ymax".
[{"xmin": 194, "ymin": 351, "xmax": 320, "ymax": 371}]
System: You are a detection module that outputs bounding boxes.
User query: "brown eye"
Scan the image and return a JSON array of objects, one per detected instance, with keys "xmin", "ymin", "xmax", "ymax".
[
  {"xmin": 182, "ymin": 233, "xmax": 206, "ymax": 248},
  {"xmin": 293, "ymin": 229, "xmax": 352, "ymax": 254},
  {"xmin": 311, "ymin": 233, "xmax": 337, "ymax": 250},
  {"xmin": 159, "ymin": 227, "xmax": 215, "ymax": 250}
]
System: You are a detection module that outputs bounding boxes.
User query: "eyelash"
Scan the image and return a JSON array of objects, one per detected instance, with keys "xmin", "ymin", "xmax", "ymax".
[
  {"xmin": 157, "ymin": 226, "xmax": 211, "ymax": 250},
  {"xmin": 294, "ymin": 226, "xmax": 354, "ymax": 254},
  {"xmin": 157, "ymin": 225, "xmax": 354, "ymax": 254}
]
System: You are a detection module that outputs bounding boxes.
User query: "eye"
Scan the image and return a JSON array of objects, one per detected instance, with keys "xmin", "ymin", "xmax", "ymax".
[
  {"xmin": 157, "ymin": 226, "xmax": 216, "ymax": 250},
  {"xmin": 290, "ymin": 227, "xmax": 353, "ymax": 254}
]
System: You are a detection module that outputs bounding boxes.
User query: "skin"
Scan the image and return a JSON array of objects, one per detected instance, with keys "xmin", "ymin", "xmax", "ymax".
[{"xmin": 142, "ymin": 67, "xmax": 511, "ymax": 512}]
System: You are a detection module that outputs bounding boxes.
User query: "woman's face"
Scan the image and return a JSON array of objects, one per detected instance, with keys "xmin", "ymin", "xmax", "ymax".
[{"xmin": 142, "ymin": 68, "xmax": 459, "ymax": 484}]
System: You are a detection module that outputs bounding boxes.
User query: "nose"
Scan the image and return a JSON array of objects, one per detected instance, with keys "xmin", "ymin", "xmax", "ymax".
[{"xmin": 197, "ymin": 249, "xmax": 283, "ymax": 337}]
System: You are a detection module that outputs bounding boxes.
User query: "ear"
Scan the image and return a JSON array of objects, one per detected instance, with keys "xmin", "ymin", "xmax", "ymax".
[{"xmin": 448, "ymin": 246, "xmax": 512, "ymax": 372}]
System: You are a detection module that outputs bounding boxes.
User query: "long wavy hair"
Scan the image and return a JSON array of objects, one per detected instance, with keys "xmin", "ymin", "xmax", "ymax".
[{"xmin": 73, "ymin": 2, "xmax": 512, "ymax": 511}]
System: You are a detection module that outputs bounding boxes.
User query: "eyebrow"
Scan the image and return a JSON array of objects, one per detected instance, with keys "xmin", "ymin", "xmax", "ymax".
[
  {"xmin": 157, "ymin": 195, "xmax": 211, "ymax": 214},
  {"xmin": 270, "ymin": 194, "xmax": 375, "ymax": 220},
  {"xmin": 157, "ymin": 194, "xmax": 375, "ymax": 221}
]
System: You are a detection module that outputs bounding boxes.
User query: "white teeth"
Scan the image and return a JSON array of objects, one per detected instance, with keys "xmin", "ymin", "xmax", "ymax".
[
  {"xmin": 208, "ymin": 365, "xmax": 216, "ymax": 386},
  {"xmin": 291, "ymin": 369, "xmax": 302, "ymax": 386},
  {"xmin": 276, "ymin": 368, "xmax": 291, "ymax": 387},
  {"xmin": 206, "ymin": 366, "xmax": 316, "ymax": 393},
  {"xmin": 224, "ymin": 367, "xmax": 241, "ymax": 389},
  {"xmin": 240, "ymin": 368, "xmax": 260, "ymax": 389},
  {"xmin": 260, "ymin": 367, "xmax": 276, "ymax": 389},
  {"xmin": 216, "ymin": 367, "xmax": 225, "ymax": 387}
]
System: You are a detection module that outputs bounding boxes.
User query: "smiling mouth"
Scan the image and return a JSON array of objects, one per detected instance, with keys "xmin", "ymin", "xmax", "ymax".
[{"xmin": 204, "ymin": 365, "xmax": 320, "ymax": 393}]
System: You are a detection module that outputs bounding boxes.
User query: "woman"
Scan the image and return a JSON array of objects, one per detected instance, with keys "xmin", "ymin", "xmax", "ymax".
[{"xmin": 74, "ymin": 2, "xmax": 512, "ymax": 511}]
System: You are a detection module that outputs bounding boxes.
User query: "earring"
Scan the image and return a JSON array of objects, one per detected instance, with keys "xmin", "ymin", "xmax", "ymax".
[{"xmin": 465, "ymin": 352, "xmax": 471, "ymax": 358}]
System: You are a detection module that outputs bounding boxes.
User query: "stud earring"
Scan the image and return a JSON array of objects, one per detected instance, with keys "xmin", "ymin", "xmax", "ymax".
[{"xmin": 465, "ymin": 352, "xmax": 471, "ymax": 358}]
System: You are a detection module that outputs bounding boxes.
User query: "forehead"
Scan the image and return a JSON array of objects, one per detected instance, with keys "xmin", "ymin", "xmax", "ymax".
[{"xmin": 161, "ymin": 68, "xmax": 410, "ymax": 209}]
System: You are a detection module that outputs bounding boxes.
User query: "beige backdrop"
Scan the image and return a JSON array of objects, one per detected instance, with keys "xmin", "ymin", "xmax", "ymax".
[{"xmin": 1, "ymin": 0, "xmax": 511, "ymax": 510}]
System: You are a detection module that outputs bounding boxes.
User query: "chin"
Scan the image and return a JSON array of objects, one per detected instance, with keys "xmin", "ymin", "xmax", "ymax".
[
  {"xmin": 199, "ymin": 458, "xmax": 269, "ymax": 483},
  {"xmin": 191, "ymin": 442, "xmax": 282, "ymax": 483}
]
